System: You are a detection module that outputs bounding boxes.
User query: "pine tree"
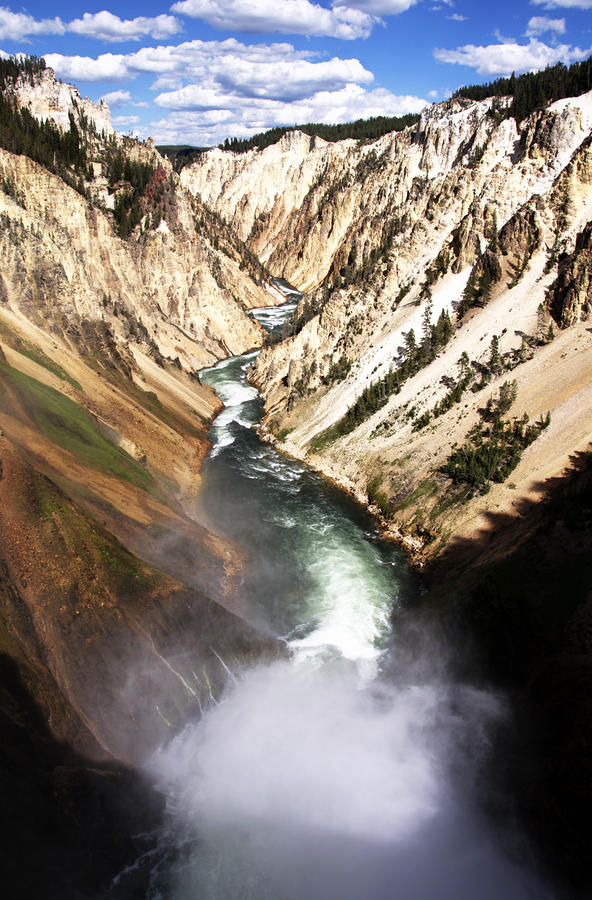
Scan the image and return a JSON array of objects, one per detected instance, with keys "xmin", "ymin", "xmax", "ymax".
[
  {"xmin": 459, "ymin": 351, "xmax": 471, "ymax": 379},
  {"xmin": 489, "ymin": 334, "xmax": 502, "ymax": 375},
  {"xmin": 490, "ymin": 210, "xmax": 498, "ymax": 252},
  {"xmin": 536, "ymin": 303, "xmax": 546, "ymax": 344},
  {"xmin": 421, "ymin": 299, "xmax": 433, "ymax": 361}
]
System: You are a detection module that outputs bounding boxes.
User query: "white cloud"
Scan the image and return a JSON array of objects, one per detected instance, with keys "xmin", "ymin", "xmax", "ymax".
[
  {"xmin": 146, "ymin": 83, "xmax": 426, "ymax": 145},
  {"xmin": 99, "ymin": 88, "xmax": 132, "ymax": 106},
  {"xmin": 447, "ymin": 13, "xmax": 467, "ymax": 21},
  {"xmin": 99, "ymin": 88, "xmax": 150, "ymax": 109},
  {"xmin": 0, "ymin": 8, "xmax": 181, "ymax": 43},
  {"xmin": 157, "ymin": 57, "xmax": 373, "ymax": 106},
  {"xmin": 526, "ymin": 15, "xmax": 566, "ymax": 35},
  {"xmin": 45, "ymin": 38, "xmax": 368, "ymax": 97},
  {"xmin": 427, "ymin": 89, "xmax": 438, "ymax": 98},
  {"xmin": 170, "ymin": 0, "xmax": 376, "ymax": 40},
  {"xmin": 0, "ymin": 8, "xmax": 64, "ymax": 41},
  {"xmin": 45, "ymin": 51, "xmax": 132, "ymax": 81},
  {"xmin": 68, "ymin": 12, "xmax": 181, "ymax": 42},
  {"xmin": 434, "ymin": 37, "xmax": 591, "ymax": 76},
  {"xmin": 333, "ymin": 0, "xmax": 418, "ymax": 13},
  {"xmin": 112, "ymin": 113, "xmax": 140, "ymax": 127},
  {"xmin": 530, "ymin": 0, "xmax": 592, "ymax": 8}
]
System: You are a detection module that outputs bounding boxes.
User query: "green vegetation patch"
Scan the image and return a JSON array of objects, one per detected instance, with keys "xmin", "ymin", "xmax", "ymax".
[
  {"xmin": 17, "ymin": 344, "xmax": 81, "ymax": 391},
  {"xmin": 0, "ymin": 362, "xmax": 156, "ymax": 492},
  {"xmin": 440, "ymin": 386, "xmax": 551, "ymax": 494},
  {"xmin": 367, "ymin": 474, "xmax": 391, "ymax": 515},
  {"xmin": 393, "ymin": 478, "xmax": 439, "ymax": 512},
  {"xmin": 0, "ymin": 321, "xmax": 81, "ymax": 390},
  {"xmin": 308, "ymin": 422, "xmax": 343, "ymax": 453},
  {"xmin": 31, "ymin": 475, "xmax": 157, "ymax": 595}
]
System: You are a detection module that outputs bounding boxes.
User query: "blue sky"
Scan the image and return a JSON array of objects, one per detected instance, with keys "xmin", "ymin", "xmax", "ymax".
[{"xmin": 1, "ymin": 0, "xmax": 591, "ymax": 145}]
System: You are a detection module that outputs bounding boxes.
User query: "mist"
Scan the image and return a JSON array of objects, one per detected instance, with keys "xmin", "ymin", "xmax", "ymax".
[{"xmin": 149, "ymin": 659, "xmax": 549, "ymax": 900}]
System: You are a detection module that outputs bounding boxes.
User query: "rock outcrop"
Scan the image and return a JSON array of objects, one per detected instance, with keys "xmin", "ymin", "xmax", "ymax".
[
  {"xmin": 8, "ymin": 64, "xmax": 114, "ymax": 135},
  {"xmin": 182, "ymin": 93, "xmax": 592, "ymax": 294},
  {"xmin": 549, "ymin": 220, "xmax": 592, "ymax": 327}
]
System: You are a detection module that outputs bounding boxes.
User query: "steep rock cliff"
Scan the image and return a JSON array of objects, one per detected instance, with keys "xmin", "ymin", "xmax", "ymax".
[
  {"xmin": 241, "ymin": 91, "xmax": 592, "ymax": 563},
  {"xmin": 9, "ymin": 64, "xmax": 114, "ymax": 135},
  {"xmin": 549, "ymin": 218, "xmax": 592, "ymax": 327},
  {"xmin": 0, "ymin": 64, "xmax": 286, "ymax": 782},
  {"xmin": 182, "ymin": 93, "xmax": 592, "ymax": 294}
]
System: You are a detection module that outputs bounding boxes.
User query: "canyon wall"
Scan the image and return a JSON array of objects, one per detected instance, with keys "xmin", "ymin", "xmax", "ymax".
[
  {"xmin": 0, "ymin": 64, "xmax": 286, "ymax": 780},
  {"xmin": 184, "ymin": 92, "xmax": 592, "ymax": 562}
]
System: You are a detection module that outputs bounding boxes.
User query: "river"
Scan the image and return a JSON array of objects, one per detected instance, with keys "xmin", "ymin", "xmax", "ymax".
[{"xmin": 144, "ymin": 296, "xmax": 551, "ymax": 900}]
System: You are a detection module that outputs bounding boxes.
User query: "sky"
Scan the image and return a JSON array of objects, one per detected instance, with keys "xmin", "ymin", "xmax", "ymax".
[{"xmin": 0, "ymin": 0, "xmax": 591, "ymax": 146}]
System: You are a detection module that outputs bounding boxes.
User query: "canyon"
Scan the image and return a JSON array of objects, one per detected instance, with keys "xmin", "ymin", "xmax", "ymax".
[
  {"xmin": 0, "ymin": 59, "xmax": 591, "ymax": 898},
  {"xmin": 182, "ymin": 92, "xmax": 592, "ymax": 563}
]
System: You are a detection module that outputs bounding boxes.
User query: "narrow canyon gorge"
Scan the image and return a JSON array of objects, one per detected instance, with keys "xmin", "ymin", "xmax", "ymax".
[{"xmin": 0, "ymin": 57, "xmax": 590, "ymax": 899}]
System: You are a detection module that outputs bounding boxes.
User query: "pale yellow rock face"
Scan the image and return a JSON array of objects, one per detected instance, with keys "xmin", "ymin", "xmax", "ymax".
[
  {"xmin": 181, "ymin": 95, "xmax": 592, "ymax": 296},
  {"xmin": 11, "ymin": 67, "xmax": 114, "ymax": 135},
  {"xmin": 232, "ymin": 92, "xmax": 592, "ymax": 558},
  {"xmin": 0, "ymin": 148, "xmax": 270, "ymax": 370}
]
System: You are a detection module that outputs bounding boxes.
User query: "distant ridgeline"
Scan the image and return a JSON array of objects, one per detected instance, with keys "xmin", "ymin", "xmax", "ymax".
[
  {"xmin": 163, "ymin": 55, "xmax": 592, "ymax": 168},
  {"xmin": 159, "ymin": 114, "xmax": 420, "ymax": 169},
  {"xmin": 453, "ymin": 55, "xmax": 592, "ymax": 122},
  {"xmin": 155, "ymin": 144, "xmax": 209, "ymax": 165},
  {"xmin": 218, "ymin": 114, "xmax": 421, "ymax": 153}
]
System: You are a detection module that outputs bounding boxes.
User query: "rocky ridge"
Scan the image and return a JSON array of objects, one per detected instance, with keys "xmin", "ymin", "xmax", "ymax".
[
  {"xmin": 181, "ymin": 91, "xmax": 592, "ymax": 561},
  {"xmin": 182, "ymin": 94, "xmax": 591, "ymax": 294},
  {"xmin": 9, "ymin": 64, "xmax": 114, "ymax": 135}
]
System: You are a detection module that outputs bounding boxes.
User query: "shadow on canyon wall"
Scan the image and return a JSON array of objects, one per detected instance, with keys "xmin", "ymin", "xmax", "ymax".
[
  {"xmin": 0, "ymin": 651, "xmax": 164, "ymax": 900},
  {"xmin": 395, "ymin": 449, "xmax": 592, "ymax": 896}
]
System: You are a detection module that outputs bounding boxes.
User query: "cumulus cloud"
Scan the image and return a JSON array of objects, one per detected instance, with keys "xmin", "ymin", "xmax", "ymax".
[
  {"xmin": 45, "ymin": 38, "xmax": 366, "ymax": 91},
  {"xmin": 146, "ymin": 83, "xmax": 426, "ymax": 145},
  {"xmin": 0, "ymin": 8, "xmax": 181, "ymax": 43},
  {"xmin": 111, "ymin": 113, "xmax": 140, "ymax": 127},
  {"xmin": 99, "ymin": 88, "xmax": 132, "ymax": 106},
  {"xmin": 157, "ymin": 56, "xmax": 373, "ymax": 105},
  {"xmin": 99, "ymin": 88, "xmax": 151, "ymax": 108},
  {"xmin": 68, "ymin": 12, "xmax": 181, "ymax": 42},
  {"xmin": 0, "ymin": 8, "xmax": 64, "ymax": 41},
  {"xmin": 170, "ymin": 0, "xmax": 376, "ymax": 40},
  {"xmin": 447, "ymin": 13, "xmax": 467, "ymax": 21},
  {"xmin": 45, "ymin": 51, "xmax": 132, "ymax": 82},
  {"xmin": 434, "ymin": 37, "xmax": 591, "ymax": 76},
  {"xmin": 526, "ymin": 15, "xmax": 566, "ymax": 35}
]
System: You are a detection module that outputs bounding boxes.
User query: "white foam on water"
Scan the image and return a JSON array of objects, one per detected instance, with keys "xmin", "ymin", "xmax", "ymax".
[
  {"xmin": 150, "ymin": 663, "xmax": 549, "ymax": 900},
  {"xmin": 279, "ymin": 511, "xmax": 396, "ymax": 666}
]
